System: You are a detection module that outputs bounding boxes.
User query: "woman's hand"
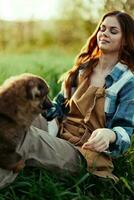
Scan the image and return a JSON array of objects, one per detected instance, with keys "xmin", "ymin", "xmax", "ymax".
[{"xmin": 82, "ymin": 128, "xmax": 116, "ymax": 152}]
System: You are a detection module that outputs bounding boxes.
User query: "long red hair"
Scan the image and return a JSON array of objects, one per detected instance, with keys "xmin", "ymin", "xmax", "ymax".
[{"xmin": 63, "ymin": 10, "xmax": 134, "ymax": 98}]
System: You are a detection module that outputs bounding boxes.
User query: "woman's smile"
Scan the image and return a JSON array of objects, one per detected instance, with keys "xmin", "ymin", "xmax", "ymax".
[{"xmin": 99, "ymin": 38, "xmax": 110, "ymax": 43}]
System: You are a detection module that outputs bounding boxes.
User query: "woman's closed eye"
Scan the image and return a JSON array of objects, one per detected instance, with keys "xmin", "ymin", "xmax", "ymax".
[
  {"xmin": 109, "ymin": 27, "xmax": 119, "ymax": 34},
  {"xmin": 100, "ymin": 25, "xmax": 120, "ymax": 35}
]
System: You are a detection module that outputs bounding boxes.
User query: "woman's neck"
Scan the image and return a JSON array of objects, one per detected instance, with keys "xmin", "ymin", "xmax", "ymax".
[{"xmin": 98, "ymin": 53, "xmax": 119, "ymax": 71}]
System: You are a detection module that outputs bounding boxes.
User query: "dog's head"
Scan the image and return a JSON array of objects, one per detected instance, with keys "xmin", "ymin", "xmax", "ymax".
[
  {"xmin": 25, "ymin": 74, "xmax": 52, "ymax": 110},
  {"xmin": 0, "ymin": 73, "xmax": 52, "ymax": 119}
]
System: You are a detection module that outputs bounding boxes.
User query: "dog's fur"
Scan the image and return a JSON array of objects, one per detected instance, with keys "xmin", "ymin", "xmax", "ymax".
[{"xmin": 0, "ymin": 73, "xmax": 52, "ymax": 172}]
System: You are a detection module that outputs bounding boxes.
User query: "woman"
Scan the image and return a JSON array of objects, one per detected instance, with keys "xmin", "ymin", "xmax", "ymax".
[{"xmin": 0, "ymin": 10, "xmax": 134, "ymax": 188}]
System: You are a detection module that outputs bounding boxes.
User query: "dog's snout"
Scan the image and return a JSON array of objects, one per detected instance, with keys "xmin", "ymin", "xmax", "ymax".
[{"xmin": 43, "ymin": 97, "xmax": 52, "ymax": 109}]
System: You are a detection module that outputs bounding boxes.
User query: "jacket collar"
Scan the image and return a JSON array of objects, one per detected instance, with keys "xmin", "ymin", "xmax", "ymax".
[{"xmin": 105, "ymin": 62, "xmax": 128, "ymax": 88}]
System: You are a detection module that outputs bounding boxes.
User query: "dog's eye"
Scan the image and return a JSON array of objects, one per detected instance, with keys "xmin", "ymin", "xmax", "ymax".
[
  {"xmin": 35, "ymin": 93, "xmax": 40, "ymax": 98},
  {"xmin": 38, "ymin": 83, "xmax": 48, "ymax": 96},
  {"xmin": 38, "ymin": 84, "xmax": 44, "ymax": 91},
  {"xmin": 38, "ymin": 84, "xmax": 47, "ymax": 94}
]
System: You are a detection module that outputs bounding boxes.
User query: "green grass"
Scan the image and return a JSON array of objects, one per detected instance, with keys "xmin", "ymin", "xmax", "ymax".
[
  {"xmin": 0, "ymin": 47, "xmax": 134, "ymax": 199},
  {"xmin": 0, "ymin": 46, "xmax": 76, "ymax": 98}
]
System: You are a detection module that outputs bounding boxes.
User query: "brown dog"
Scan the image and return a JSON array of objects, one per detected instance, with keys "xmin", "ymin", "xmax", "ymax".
[{"xmin": 0, "ymin": 73, "xmax": 52, "ymax": 172}]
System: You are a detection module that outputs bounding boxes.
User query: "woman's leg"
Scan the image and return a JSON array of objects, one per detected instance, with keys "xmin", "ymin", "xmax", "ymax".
[
  {"xmin": 32, "ymin": 114, "xmax": 48, "ymax": 131},
  {"xmin": 0, "ymin": 126, "xmax": 84, "ymax": 189},
  {"xmin": 0, "ymin": 168, "xmax": 18, "ymax": 189},
  {"xmin": 17, "ymin": 126, "xmax": 84, "ymax": 174},
  {"xmin": 32, "ymin": 114, "xmax": 59, "ymax": 137}
]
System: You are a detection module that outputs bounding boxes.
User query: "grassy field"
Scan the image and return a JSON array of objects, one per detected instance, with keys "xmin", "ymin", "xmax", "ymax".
[
  {"xmin": 0, "ymin": 46, "xmax": 76, "ymax": 98},
  {"xmin": 0, "ymin": 47, "xmax": 134, "ymax": 200}
]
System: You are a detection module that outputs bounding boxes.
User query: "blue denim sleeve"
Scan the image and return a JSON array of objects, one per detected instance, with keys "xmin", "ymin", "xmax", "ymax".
[
  {"xmin": 105, "ymin": 80, "xmax": 134, "ymax": 157},
  {"xmin": 42, "ymin": 92, "xmax": 68, "ymax": 121}
]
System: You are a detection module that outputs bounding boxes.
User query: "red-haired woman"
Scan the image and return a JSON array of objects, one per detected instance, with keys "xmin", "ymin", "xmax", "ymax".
[{"xmin": 1, "ymin": 10, "xmax": 134, "ymax": 188}]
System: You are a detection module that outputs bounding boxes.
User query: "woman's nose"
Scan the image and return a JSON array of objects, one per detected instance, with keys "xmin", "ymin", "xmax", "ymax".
[{"xmin": 102, "ymin": 29, "xmax": 109, "ymax": 37}]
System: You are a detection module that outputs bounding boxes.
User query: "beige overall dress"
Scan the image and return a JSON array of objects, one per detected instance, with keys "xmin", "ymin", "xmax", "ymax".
[{"xmin": 59, "ymin": 77, "xmax": 118, "ymax": 181}]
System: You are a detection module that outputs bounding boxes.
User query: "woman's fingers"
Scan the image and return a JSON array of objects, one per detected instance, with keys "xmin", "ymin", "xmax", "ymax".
[
  {"xmin": 82, "ymin": 140, "xmax": 108, "ymax": 152},
  {"xmin": 94, "ymin": 143, "xmax": 108, "ymax": 152},
  {"xmin": 82, "ymin": 129, "xmax": 110, "ymax": 152},
  {"xmin": 83, "ymin": 139, "xmax": 103, "ymax": 149}
]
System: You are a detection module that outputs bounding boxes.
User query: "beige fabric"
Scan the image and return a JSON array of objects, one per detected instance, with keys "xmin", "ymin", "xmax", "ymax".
[
  {"xmin": 17, "ymin": 126, "xmax": 83, "ymax": 173},
  {"xmin": 59, "ymin": 78, "xmax": 118, "ymax": 181},
  {"xmin": 32, "ymin": 114, "xmax": 48, "ymax": 131},
  {"xmin": 32, "ymin": 115, "xmax": 59, "ymax": 137},
  {"xmin": 0, "ymin": 115, "xmax": 83, "ymax": 189},
  {"xmin": 48, "ymin": 119, "xmax": 59, "ymax": 137}
]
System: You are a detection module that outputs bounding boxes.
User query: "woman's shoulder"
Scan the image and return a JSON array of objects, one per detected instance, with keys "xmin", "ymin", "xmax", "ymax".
[
  {"xmin": 120, "ymin": 70, "xmax": 134, "ymax": 91},
  {"xmin": 123, "ymin": 68, "xmax": 134, "ymax": 85},
  {"xmin": 115, "ymin": 62, "xmax": 133, "ymax": 82},
  {"xmin": 106, "ymin": 67, "xmax": 134, "ymax": 96}
]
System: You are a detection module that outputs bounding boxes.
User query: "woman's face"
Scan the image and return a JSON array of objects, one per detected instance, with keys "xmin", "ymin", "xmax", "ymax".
[{"xmin": 97, "ymin": 16, "xmax": 123, "ymax": 54}]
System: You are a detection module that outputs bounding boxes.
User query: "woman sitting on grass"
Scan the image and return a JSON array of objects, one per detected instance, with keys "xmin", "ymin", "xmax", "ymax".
[{"xmin": 0, "ymin": 10, "xmax": 134, "ymax": 188}]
